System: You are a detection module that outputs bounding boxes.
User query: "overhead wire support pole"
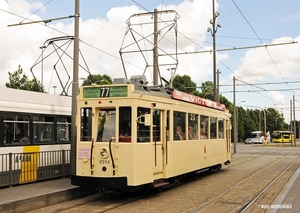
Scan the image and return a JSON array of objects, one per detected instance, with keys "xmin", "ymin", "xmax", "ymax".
[
  {"xmin": 212, "ymin": 0, "xmax": 217, "ymax": 102},
  {"xmin": 7, "ymin": 0, "xmax": 80, "ymax": 176},
  {"xmin": 71, "ymin": 0, "xmax": 80, "ymax": 176},
  {"xmin": 212, "ymin": 0, "xmax": 216, "ymax": 102},
  {"xmin": 153, "ymin": 9, "xmax": 158, "ymax": 86},
  {"xmin": 293, "ymin": 95, "xmax": 296, "ymax": 147},
  {"xmin": 245, "ymin": 105, "xmax": 267, "ymax": 137},
  {"xmin": 233, "ymin": 76, "xmax": 237, "ymax": 154}
]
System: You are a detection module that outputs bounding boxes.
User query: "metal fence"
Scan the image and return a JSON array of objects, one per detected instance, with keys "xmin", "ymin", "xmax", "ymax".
[{"xmin": 0, "ymin": 150, "xmax": 70, "ymax": 188}]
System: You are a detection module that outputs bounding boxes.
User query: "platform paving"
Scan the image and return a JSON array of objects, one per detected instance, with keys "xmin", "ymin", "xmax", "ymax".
[
  {"xmin": 0, "ymin": 178, "xmax": 94, "ymax": 213},
  {"xmin": 1, "ymin": 145, "xmax": 300, "ymax": 213}
]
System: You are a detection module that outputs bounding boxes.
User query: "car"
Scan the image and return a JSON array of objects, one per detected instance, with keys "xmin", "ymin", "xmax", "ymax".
[
  {"xmin": 251, "ymin": 137, "xmax": 264, "ymax": 144},
  {"xmin": 244, "ymin": 138, "xmax": 253, "ymax": 144}
]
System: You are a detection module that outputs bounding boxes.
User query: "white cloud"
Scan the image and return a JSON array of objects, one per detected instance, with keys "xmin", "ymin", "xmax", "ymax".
[
  {"xmin": 233, "ymin": 36, "xmax": 300, "ymax": 82},
  {"xmin": 269, "ymin": 91, "xmax": 285, "ymax": 105},
  {"xmin": 0, "ymin": 0, "xmax": 223, "ymax": 92},
  {"xmin": 0, "ymin": 0, "xmax": 299, "ymax": 121}
]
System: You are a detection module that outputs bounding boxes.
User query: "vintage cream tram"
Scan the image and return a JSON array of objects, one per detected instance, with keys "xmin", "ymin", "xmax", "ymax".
[{"xmin": 71, "ymin": 76, "xmax": 231, "ymax": 191}]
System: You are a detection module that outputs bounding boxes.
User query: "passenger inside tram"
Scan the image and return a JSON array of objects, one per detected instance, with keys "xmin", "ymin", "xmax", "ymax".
[
  {"xmin": 174, "ymin": 125, "xmax": 186, "ymax": 140},
  {"xmin": 200, "ymin": 127, "xmax": 207, "ymax": 139},
  {"xmin": 188, "ymin": 125, "xmax": 197, "ymax": 140}
]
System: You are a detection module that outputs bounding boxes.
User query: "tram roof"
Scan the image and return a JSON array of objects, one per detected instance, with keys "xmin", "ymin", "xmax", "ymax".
[
  {"xmin": 80, "ymin": 82, "xmax": 227, "ymax": 112},
  {"xmin": 0, "ymin": 87, "xmax": 71, "ymax": 115}
]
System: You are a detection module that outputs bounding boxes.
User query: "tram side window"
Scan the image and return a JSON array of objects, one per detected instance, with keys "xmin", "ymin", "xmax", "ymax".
[
  {"xmin": 136, "ymin": 107, "xmax": 150, "ymax": 143},
  {"xmin": 210, "ymin": 117, "xmax": 217, "ymax": 139},
  {"xmin": 97, "ymin": 109, "xmax": 116, "ymax": 142},
  {"xmin": 174, "ymin": 111, "xmax": 186, "ymax": 141},
  {"xmin": 200, "ymin": 115, "xmax": 208, "ymax": 139},
  {"xmin": 57, "ymin": 117, "xmax": 71, "ymax": 143},
  {"xmin": 188, "ymin": 113, "xmax": 198, "ymax": 140},
  {"xmin": 218, "ymin": 119, "xmax": 224, "ymax": 139},
  {"xmin": 4, "ymin": 114, "xmax": 29, "ymax": 144},
  {"xmin": 33, "ymin": 116, "xmax": 54, "ymax": 143},
  {"xmin": 80, "ymin": 108, "xmax": 92, "ymax": 141}
]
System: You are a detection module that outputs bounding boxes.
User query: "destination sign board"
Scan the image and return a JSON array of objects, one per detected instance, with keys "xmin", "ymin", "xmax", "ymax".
[
  {"xmin": 83, "ymin": 86, "xmax": 128, "ymax": 98},
  {"xmin": 172, "ymin": 89, "xmax": 226, "ymax": 111}
]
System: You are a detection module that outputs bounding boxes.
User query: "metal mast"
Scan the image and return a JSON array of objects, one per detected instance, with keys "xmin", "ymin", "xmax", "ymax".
[
  {"xmin": 71, "ymin": 0, "xmax": 80, "ymax": 175},
  {"xmin": 153, "ymin": 9, "xmax": 158, "ymax": 86}
]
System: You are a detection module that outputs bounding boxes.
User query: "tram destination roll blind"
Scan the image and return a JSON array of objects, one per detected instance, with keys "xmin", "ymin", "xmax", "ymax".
[{"xmin": 83, "ymin": 86, "xmax": 128, "ymax": 98}]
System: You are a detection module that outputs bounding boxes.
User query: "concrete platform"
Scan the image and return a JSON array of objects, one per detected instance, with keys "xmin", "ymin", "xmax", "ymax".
[
  {"xmin": 1, "ymin": 165, "xmax": 300, "ymax": 213},
  {"xmin": 0, "ymin": 178, "xmax": 94, "ymax": 213},
  {"xmin": 267, "ymin": 165, "xmax": 300, "ymax": 213}
]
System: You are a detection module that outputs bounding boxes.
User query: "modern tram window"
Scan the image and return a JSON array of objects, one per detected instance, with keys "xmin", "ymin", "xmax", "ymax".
[
  {"xmin": 188, "ymin": 113, "xmax": 198, "ymax": 140},
  {"xmin": 210, "ymin": 117, "xmax": 217, "ymax": 139},
  {"xmin": 57, "ymin": 117, "xmax": 71, "ymax": 143},
  {"xmin": 97, "ymin": 109, "xmax": 116, "ymax": 142},
  {"xmin": 80, "ymin": 108, "xmax": 92, "ymax": 141},
  {"xmin": 153, "ymin": 109, "xmax": 161, "ymax": 142},
  {"xmin": 200, "ymin": 115, "xmax": 208, "ymax": 139},
  {"xmin": 33, "ymin": 116, "xmax": 54, "ymax": 143},
  {"xmin": 4, "ymin": 114, "xmax": 29, "ymax": 144},
  {"xmin": 218, "ymin": 119, "xmax": 224, "ymax": 139},
  {"xmin": 136, "ymin": 107, "xmax": 150, "ymax": 143},
  {"xmin": 173, "ymin": 111, "xmax": 186, "ymax": 141}
]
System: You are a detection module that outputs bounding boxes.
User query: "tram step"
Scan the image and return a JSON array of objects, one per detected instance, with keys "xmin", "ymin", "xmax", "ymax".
[{"xmin": 152, "ymin": 181, "xmax": 170, "ymax": 188}]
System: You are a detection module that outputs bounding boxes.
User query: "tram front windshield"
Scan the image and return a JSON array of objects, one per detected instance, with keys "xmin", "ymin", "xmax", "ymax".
[{"xmin": 96, "ymin": 109, "xmax": 116, "ymax": 142}]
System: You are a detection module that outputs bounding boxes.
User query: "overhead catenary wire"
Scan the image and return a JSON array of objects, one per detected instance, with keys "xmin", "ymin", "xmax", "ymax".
[
  {"xmin": 231, "ymin": 0, "xmax": 296, "ymax": 96},
  {"xmin": 3, "ymin": 1, "xmax": 299, "ymax": 104}
]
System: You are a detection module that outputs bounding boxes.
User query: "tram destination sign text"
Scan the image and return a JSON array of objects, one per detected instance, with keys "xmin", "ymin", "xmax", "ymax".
[{"xmin": 83, "ymin": 86, "xmax": 128, "ymax": 98}]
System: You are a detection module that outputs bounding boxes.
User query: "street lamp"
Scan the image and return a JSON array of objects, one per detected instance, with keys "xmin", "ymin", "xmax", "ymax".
[
  {"xmin": 233, "ymin": 100, "xmax": 244, "ymax": 154},
  {"xmin": 52, "ymin": 85, "xmax": 57, "ymax": 94},
  {"xmin": 237, "ymin": 101, "xmax": 245, "ymax": 141},
  {"xmin": 246, "ymin": 105, "xmax": 267, "ymax": 136},
  {"xmin": 207, "ymin": 0, "xmax": 221, "ymax": 102}
]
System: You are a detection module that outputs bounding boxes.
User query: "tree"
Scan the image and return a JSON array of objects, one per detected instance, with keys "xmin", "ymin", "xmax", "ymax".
[
  {"xmin": 171, "ymin": 74, "xmax": 200, "ymax": 96},
  {"xmin": 82, "ymin": 74, "xmax": 112, "ymax": 86},
  {"xmin": 199, "ymin": 81, "xmax": 214, "ymax": 100},
  {"xmin": 6, "ymin": 65, "xmax": 45, "ymax": 92}
]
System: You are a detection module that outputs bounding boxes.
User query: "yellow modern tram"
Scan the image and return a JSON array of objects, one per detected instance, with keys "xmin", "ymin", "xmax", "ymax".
[
  {"xmin": 71, "ymin": 76, "xmax": 231, "ymax": 191},
  {"xmin": 272, "ymin": 130, "xmax": 294, "ymax": 143}
]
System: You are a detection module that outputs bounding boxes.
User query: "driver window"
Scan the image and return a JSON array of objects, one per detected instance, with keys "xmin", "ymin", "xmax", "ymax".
[{"xmin": 96, "ymin": 109, "xmax": 116, "ymax": 142}]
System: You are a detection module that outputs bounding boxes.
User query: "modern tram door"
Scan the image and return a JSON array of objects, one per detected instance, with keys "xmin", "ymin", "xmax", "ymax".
[{"xmin": 152, "ymin": 109, "xmax": 168, "ymax": 176}]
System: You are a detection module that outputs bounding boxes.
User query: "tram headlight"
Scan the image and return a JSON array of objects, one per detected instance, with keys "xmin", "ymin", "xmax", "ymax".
[{"xmin": 99, "ymin": 148, "xmax": 109, "ymax": 159}]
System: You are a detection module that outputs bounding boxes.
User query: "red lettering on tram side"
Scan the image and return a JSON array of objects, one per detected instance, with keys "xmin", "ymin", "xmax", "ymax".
[{"xmin": 172, "ymin": 89, "xmax": 226, "ymax": 111}]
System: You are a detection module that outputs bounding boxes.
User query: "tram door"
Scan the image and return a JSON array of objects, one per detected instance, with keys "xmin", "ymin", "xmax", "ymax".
[{"xmin": 152, "ymin": 109, "xmax": 167, "ymax": 174}]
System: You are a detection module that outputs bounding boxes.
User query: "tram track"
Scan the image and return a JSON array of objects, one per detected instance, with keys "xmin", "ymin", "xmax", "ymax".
[
  {"xmin": 26, "ymin": 148, "xmax": 300, "ymax": 213},
  {"xmin": 185, "ymin": 155, "xmax": 300, "ymax": 213},
  {"xmin": 27, "ymin": 189, "xmax": 151, "ymax": 213}
]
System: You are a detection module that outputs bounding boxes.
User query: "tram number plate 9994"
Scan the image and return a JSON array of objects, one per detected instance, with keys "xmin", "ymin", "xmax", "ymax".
[{"xmin": 99, "ymin": 159, "xmax": 110, "ymax": 164}]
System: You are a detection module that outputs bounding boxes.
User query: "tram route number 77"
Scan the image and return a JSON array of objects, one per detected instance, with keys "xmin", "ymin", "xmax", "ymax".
[{"xmin": 100, "ymin": 87, "xmax": 110, "ymax": 97}]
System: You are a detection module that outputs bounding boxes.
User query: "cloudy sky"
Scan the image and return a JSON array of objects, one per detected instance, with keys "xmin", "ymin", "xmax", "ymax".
[{"xmin": 0, "ymin": 0, "xmax": 300, "ymax": 122}]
